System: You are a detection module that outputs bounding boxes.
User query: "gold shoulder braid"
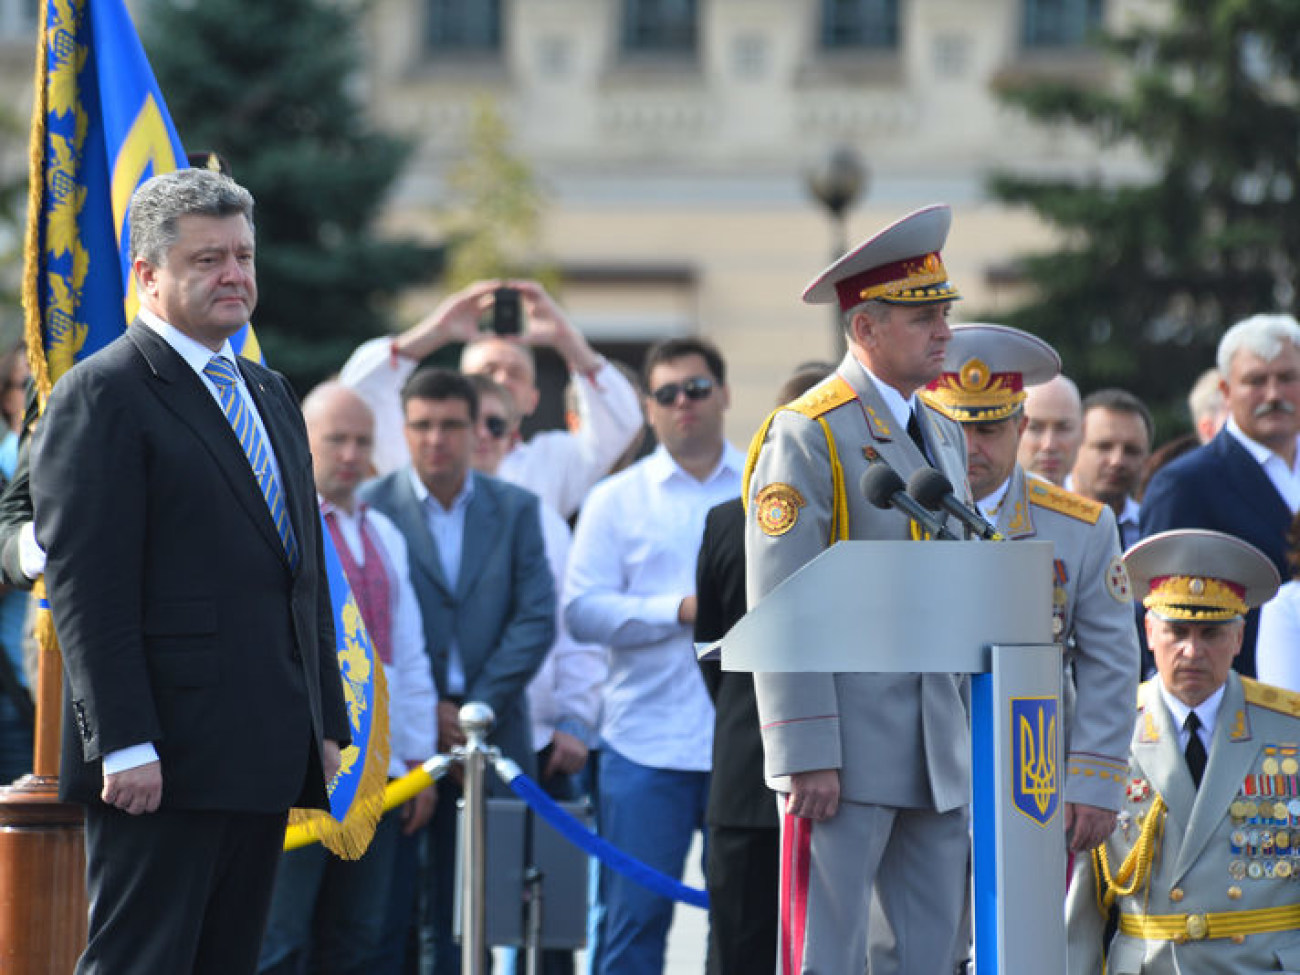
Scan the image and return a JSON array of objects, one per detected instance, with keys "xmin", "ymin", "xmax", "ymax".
[
  {"xmin": 1092, "ymin": 794, "xmax": 1167, "ymax": 915},
  {"xmin": 1027, "ymin": 479, "xmax": 1105, "ymax": 525},
  {"xmin": 742, "ymin": 377, "xmax": 855, "ymax": 544},
  {"xmin": 1242, "ymin": 677, "xmax": 1300, "ymax": 718}
]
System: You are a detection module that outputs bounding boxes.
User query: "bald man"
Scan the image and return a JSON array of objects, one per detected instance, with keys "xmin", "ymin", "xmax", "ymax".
[
  {"xmin": 339, "ymin": 280, "xmax": 643, "ymax": 519},
  {"xmin": 1017, "ymin": 374, "xmax": 1083, "ymax": 486},
  {"xmin": 259, "ymin": 383, "xmax": 436, "ymax": 975}
]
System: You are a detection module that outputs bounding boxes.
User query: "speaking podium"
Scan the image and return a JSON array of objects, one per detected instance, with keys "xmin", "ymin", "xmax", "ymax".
[{"xmin": 721, "ymin": 539, "xmax": 1064, "ymax": 975}]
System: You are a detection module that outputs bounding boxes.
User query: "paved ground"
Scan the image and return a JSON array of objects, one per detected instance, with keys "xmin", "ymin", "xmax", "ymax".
[{"xmin": 495, "ymin": 832, "xmax": 710, "ymax": 974}]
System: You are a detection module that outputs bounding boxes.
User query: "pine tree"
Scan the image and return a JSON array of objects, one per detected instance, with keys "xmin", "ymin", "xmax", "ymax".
[
  {"xmin": 141, "ymin": 0, "xmax": 442, "ymax": 391},
  {"xmin": 989, "ymin": 1, "xmax": 1300, "ymax": 435}
]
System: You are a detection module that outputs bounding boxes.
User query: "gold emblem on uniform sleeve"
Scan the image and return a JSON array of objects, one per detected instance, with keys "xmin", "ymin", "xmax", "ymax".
[{"xmin": 756, "ymin": 483, "xmax": 806, "ymax": 537}]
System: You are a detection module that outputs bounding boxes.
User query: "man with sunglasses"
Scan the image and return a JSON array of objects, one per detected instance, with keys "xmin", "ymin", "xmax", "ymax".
[
  {"xmin": 745, "ymin": 206, "xmax": 973, "ymax": 974},
  {"xmin": 565, "ymin": 337, "xmax": 743, "ymax": 975}
]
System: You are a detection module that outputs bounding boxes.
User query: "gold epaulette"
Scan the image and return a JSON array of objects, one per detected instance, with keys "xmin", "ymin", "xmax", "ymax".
[
  {"xmin": 1026, "ymin": 479, "xmax": 1104, "ymax": 525},
  {"xmin": 1242, "ymin": 678, "xmax": 1300, "ymax": 717},
  {"xmin": 784, "ymin": 375, "xmax": 857, "ymax": 420}
]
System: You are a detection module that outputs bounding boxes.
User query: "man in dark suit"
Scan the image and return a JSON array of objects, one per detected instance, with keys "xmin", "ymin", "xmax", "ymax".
[
  {"xmin": 693, "ymin": 363, "xmax": 830, "ymax": 975},
  {"xmin": 360, "ymin": 366, "xmax": 554, "ymax": 973},
  {"xmin": 30, "ymin": 167, "xmax": 349, "ymax": 974},
  {"xmin": 1141, "ymin": 313, "xmax": 1300, "ymax": 678}
]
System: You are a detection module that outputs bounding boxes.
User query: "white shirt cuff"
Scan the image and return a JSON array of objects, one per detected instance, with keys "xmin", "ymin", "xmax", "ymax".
[
  {"xmin": 19, "ymin": 521, "xmax": 46, "ymax": 580},
  {"xmin": 103, "ymin": 743, "xmax": 160, "ymax": 775}
]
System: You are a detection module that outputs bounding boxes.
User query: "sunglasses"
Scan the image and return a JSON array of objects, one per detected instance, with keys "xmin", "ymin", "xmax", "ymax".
[
  {"xmin": 483, "ymin": 415, "xmax": 510, "ymax": 439},
  {"xmin": 650, "ymin": 376, "xmax": 715, "ymax": 407}
]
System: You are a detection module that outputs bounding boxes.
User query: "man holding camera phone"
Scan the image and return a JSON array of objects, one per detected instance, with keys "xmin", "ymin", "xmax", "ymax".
[{"xmin": 341, "ymin": 280, "xmax": 643, "ymax": 520}]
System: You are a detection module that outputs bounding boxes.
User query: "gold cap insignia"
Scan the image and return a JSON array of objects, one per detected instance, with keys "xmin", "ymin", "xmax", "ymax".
[{"xmin": 756, "ymin": 483, "xmax": 806, "ymax": 537}]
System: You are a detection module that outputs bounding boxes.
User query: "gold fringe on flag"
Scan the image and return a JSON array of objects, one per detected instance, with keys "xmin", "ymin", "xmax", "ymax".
[
  {"xmin": 22, "ymin": 0, "xmax": 52, "ymax": 407},
  {"xmin": 285, "ymin": 660, "xmax": 391, "ymax": 860}
]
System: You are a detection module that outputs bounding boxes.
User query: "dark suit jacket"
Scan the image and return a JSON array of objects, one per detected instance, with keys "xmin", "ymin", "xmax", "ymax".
[
  {"xmin": 695, "ymin": 498, "xmax": 777, "ymax": 829},
  {"xmin": 31, "ymin": 324, "xmax": 349, "ymax": 810},
  {"xmin": 1140, "ymin": 428, "xmax": 1292, "ymax": 678},
  {"xmin": 360, "ymin": 468, "xmax": 554, "ymax": 773}
]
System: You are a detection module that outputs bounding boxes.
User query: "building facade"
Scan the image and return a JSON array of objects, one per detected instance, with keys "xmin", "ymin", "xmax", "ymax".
[
  {"xmin": 1, "ymin": 1, "xmax": 1153, "ymax": 434},
  {"xmin": 363, "ymin": 0, "xmax": 1149, "ymax": 435}
]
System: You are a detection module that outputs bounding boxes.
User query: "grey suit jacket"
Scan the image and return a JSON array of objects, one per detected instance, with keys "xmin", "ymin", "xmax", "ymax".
[
  {"xmin": 996, "ymin": 466, "xmax": 1139, "ymax": 811},
  {"xmin": 746, "ymin": 351, "xmax": 972, "ymax": 812},
  {"xmin": 1067, "ymin": 675, "xmax": 1300, "ymax": 974},
  {"xmin": 359, "ymin": 468, "xmax": 554, "ymax": 773}
]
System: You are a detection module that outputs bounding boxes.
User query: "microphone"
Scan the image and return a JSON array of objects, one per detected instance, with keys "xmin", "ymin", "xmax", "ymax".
[
  {"xmin": 906, "ymin": 467, "xmax": 1004, "ymax": 541},
  {"xmin": 859, "ymin": 463, "xmax": 957, "ymax": 540}
]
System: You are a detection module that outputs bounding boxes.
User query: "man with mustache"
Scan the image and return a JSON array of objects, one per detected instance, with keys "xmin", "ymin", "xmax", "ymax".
[{"xmin": 1142, "ymin": 315, "xmax": 1300, "ymax": 678}]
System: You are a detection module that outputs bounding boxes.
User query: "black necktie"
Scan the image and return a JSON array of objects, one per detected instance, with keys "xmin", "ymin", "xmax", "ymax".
[
  {"xmin": 1184, "ymin": 711, "xmax": 1207, "ymax": 788},
  {"xmin": 907, "ymin": 408, "xmax": 928, "ymax": 458}
]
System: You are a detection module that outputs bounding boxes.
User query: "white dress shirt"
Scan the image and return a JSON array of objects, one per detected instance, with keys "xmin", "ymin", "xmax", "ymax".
[
  {"xmin": 564, "ymin": 442, "xmax": 744, "ymax": 772},
  {"xmin": 977, "ymin": 476, "xmax": 1014, "ymax": 522},
  {"xmin": 339, "ymin": 336, "xmax": 644, "ymax": 518},
  {"xmin": 1225, "ymin": 416, "xmax": 1300, "ymax": 513},
  {"xmin": 1258, "ymin": 580, "xmax": 1300, "ymax": 690},
  {"xmin": 527, "ymin": 504, "xmax": 605, "ymax": 751},
  {"xmin": 322, "ymin": 500, "xmax": 437, "ymax": 775}
]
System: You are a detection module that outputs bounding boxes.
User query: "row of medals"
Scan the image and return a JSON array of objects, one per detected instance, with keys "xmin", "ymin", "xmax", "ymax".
[{"xmin": 1227, "ymin": 752, "xmax": 1300, "ymax": 881}]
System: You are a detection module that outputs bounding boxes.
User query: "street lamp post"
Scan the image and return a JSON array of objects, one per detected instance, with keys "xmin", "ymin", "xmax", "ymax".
[{"xmin": 806, "ymin": 146, "xmax": 868, "ymax": 355}]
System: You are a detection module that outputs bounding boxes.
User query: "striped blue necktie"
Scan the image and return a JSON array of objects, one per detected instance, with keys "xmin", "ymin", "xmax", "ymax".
[{"xmin": 203, "ymin": 356, "xmax": 300, "ymax": 570}]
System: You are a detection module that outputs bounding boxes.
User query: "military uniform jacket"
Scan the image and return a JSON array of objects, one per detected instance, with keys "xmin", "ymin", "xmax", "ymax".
[
  {"xmin": 1066, "ymin": 675, "xmax": 1300, "ymax": 974},
  {"xmin": 995, "ymin": 466, "xmax": 1139, "ymax": 811},
  {"xmin": 745, "ymin": 351, "xmax": 972, "ymax": 812}
]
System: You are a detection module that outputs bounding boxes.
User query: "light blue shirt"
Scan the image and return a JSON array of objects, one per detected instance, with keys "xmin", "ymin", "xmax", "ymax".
[
  {"xmin": 139, "ymin": 309, "xmax": 287, "ymax": 493},
  {"xmin": 1158, "ymin": 680, "xmax": 1224, "ymax": 756},
  {"xmin": 408, "ymin": 467, "xmax": 476, "ymax": 695}
]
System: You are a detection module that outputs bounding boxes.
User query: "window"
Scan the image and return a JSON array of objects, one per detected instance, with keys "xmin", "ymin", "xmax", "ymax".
[
  {"xmin": 621, "ymin": 0, "xmax": 697, "ymax": 55},
  {"xmin": 1022, "ymin": 0, "xmax": 1104, "ymax": 49},
  {"xmin": 820, "ymin": 0, "xmax": 899, "ymax": 51},
  {"xmin": 426, "ymin": 0, "xmax": 501, "ymax": 53},
  {"xmin": 732, "ymin": 33, "xmax": 769, "ymax": 80}
]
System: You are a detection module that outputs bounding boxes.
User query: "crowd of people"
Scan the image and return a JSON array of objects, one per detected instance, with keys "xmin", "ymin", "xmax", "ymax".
[{"xmin": 7, "ymin": 168, "xmax": 1300, "ymax": 975}]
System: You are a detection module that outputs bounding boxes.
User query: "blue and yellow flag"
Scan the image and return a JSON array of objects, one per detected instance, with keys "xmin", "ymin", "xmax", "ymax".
[{"xmin": 23, "ymin": 0, "xmax": 388, "ymax": 858}]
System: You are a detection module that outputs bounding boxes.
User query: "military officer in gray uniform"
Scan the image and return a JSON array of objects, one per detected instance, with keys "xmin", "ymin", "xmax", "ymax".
[
  {"xmin": 1066, "ymin": 529, "xmax": 1300, "ymax": 974},
  {"xmin": 744, "ymin": 204, "xmax": 973, "ymax": 974},
  {"xmin": 921, "ymin": 323, "xmax": 1140, "ymax": 852}
]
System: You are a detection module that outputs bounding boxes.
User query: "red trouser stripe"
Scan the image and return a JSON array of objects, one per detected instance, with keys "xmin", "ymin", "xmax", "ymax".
[{"xmin": 780, "ymin": 811, "xmax": 813, "ymax": 975}]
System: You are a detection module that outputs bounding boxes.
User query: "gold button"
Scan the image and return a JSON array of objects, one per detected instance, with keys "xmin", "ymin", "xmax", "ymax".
[
  {"xmin": 1231, "ymin": 934, "xmax": 1245, "ymax": 945},
  {"xmin": 1228, "ymin": 886, "xmax": 1242, "ymax": 900},
  {"xmin": 1186, "ymin": 914, "xmax": 1209, "ymax": 940},
  {"xmin": 1169, "ymin": 888, "xmax": 1185, "ymax": 902}
]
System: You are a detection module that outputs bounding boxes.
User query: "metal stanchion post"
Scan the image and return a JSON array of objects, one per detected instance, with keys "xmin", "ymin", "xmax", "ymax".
[
  {"xmin": 523, "ymin": 864, "xmax": 543, "ymax": 975},
  {"xmin": 458, "ymin": 702, "xmax": 494, "ymax": 975}
]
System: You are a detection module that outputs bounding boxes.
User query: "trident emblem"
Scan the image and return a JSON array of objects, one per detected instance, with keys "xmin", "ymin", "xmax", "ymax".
[{"xmin": 1012, "ymin": 698, "xmax": 1059, "ymax": 826}]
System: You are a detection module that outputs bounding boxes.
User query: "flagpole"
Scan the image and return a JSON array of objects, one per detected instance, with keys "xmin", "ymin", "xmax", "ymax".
[{"xmin": 0, "ymin": 0, "xmax": 89, "ymax": 967}]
